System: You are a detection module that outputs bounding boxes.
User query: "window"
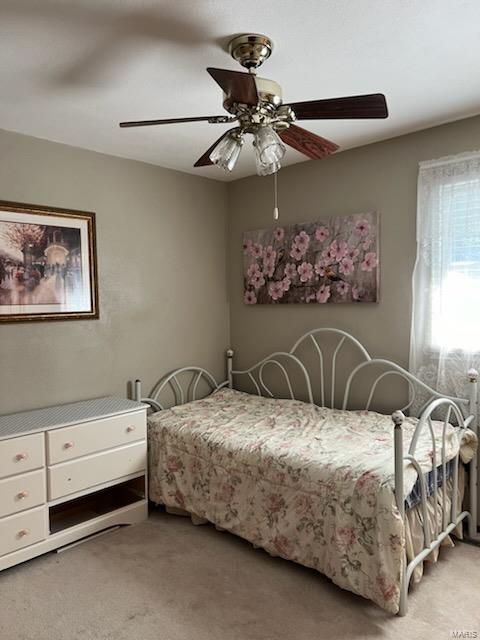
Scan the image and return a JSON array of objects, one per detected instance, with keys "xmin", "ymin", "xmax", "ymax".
[
  {"xmin": 430, "ymin": 178, "xmax": 480, "ymax": 350},
  {"xmin": 410, "ymin": 151, "xmax": 480, "ymax": 402}
]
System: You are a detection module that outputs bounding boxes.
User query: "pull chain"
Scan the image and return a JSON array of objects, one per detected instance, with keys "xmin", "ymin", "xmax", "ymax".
[{"xmin": 273, "ymin": 170, "xmax": 279, "ymax": 220}]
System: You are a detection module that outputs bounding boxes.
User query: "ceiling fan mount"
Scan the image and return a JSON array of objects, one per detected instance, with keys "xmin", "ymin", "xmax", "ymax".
[
  {"xmin": 119, "ymin": 32, "xmax": 388, "ymax": 174},
  {"xmin": 228, "ymin": 33, "xmax": 273, "ymax": 71}
]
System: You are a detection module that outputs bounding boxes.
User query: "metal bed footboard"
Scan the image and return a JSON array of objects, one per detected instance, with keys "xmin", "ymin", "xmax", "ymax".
[
  {"xmin": 133, "ymin": 327, "xmax": 479, "ymax": 616},
  {"xmin": 392, "ymin": 375, "xmax": 478, "ymax": 615}
]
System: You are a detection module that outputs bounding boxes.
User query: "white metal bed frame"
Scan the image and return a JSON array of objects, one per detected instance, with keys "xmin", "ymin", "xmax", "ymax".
[{"xmin": 134, "ymin": 327, "xmax": 479, "ymax": 616}]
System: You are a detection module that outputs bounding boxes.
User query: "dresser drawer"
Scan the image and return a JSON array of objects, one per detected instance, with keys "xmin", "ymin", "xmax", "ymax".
[
  {"xmin": 0, "ymin": 433, "xmax": 44, "ymax": 480},
  {"xmin": 46, "ymin": 410, "xmax": 146, "ymax": 465},
  {"xmin": 0, "ymin": 469, "xmax": 46, "ymax": 518},
  {"xmin": 48, "ymin": 440, "xmax": 146, "ymax": 500},
  {"xmin": 0, "ymin": 506, "xmax": 47, "ymax": 557}
]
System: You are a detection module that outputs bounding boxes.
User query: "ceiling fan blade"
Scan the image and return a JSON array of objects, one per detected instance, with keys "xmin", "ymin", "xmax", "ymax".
[
  {"xmin": 279, "ymin": 125, "xmax": 339, "ymax": 160},
  {"xmin": 207, "ymin": 67, "xmax": 258, "ymax": 106},
  {"xmin": 119, "ymin": 115, "xmax": 227, "ymax": 128},
  {"xmin": 287, "ymin": 94, "xmax": 388, "ymax": 120},
  {"xmin": 193, "ymin": 131, "xmax": 231, "ymax": 167}
]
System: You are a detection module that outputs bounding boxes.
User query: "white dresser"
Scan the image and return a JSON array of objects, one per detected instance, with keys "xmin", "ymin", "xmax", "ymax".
[{"xmin": 0, "ymin": 396, "xmax": 148, "ymax": 571}]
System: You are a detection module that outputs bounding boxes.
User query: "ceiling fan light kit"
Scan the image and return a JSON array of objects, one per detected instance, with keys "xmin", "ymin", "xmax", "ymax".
[
  {"xmin": 254, "ymin": 126, "xmax": 286, "ymax": 164},
  {"xmin": 209, "ymin": 130, "xmax": 244, "ymax": 172},
  {"xmin": 255, "ymin": 154, "xmax": 281, "ymax": 177},
  {"xmin": 119, "ymin": 31, "xmax": 388, "ymax": 179}
]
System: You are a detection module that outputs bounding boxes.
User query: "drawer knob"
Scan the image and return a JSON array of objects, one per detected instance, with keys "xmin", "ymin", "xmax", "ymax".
[
  {"xmin": 16, "ymin": 452, "xmax": 28, "ymax": 461},
  {"xmin": 64, "ymin": 441, "xmax": 75, "ymax": 449},
  {"xmin": 17, "ymin": 490, "xmax": 30, "ymax": 499},
  {"xmin": 126, "ymin": 425, "xmax": 136, "ymax": 433},
  {"xmin": 18, "ymin": 529, "xmax": 30, "ymax": 538}
]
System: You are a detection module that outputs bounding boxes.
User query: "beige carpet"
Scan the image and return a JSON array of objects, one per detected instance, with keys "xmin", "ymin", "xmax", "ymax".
[{"xmin": 0, "ymin": 510, "xmax": 479, "ymax": 640}]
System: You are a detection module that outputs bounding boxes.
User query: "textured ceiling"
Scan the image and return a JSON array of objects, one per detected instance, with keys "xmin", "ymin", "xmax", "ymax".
[{"xmin": 1, "ymin": 0, "xmax": 480, "ymax": 181}]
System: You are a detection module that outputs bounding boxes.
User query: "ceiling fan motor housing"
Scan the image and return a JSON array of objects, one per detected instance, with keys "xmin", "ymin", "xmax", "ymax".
[{"xmin": 222, "ymin": 75, "xmax": 283, "ymax": 113}]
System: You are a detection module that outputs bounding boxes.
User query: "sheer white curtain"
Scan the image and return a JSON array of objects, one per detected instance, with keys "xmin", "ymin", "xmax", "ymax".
[{"xmin": 410, "ymin": 151, "xmax": 480, "ymax": 409}]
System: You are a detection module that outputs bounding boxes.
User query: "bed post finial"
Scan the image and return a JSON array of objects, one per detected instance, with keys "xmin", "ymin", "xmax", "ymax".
[
  {"xmin": 226, "ymin": 349, "xmax": 234, "ymax": 389},
  {"xmin": 468, "ymin": 368, "xmax": 479, "ymax": 381},
  {"xmin": 134, "ymin": 379, "xmax": 142, "ymax": 403},
  {"xmin": 392, "ymin": 410, "xmax": 405, "ymax": 427}
]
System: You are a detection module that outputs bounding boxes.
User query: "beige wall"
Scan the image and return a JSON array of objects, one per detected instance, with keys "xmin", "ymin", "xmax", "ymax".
[
  {"xmin": 0, "ymin": 128, "xmax": 229, "ymax": 413},
  {"xmin": 227, "ymin": 115, "xmax": 480, "ymax": 405},
  {"xmin": 3, "ymin": 115, "xmax": 480, "ymax": 414}
]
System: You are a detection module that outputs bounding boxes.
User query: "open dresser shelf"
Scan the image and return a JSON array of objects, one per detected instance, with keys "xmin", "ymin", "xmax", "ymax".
[{"xmin": 50, "ymin": 476, "xmax": 145, "ymax": 534}]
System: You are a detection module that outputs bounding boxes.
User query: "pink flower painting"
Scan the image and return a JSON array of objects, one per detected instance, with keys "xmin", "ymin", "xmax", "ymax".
[
  {"xmin": 268, "ymin": 280, "xmax": 285, "ymax": 301},
  {"xmin": 336, "ymin": 281, "xmax": 350, "ymax": 296},
  {"xmin": 361, "ymin": 252, "xmax": 378, "ymax": 272},
  {"xmin": 339, "ymin": 256, "xmax": 354, "ymax": 276},
  {"xmin": 294, "ymin": 230, "xmax": 310, "ymax": 250},
  {"xmin": 316, "ymin": 284, "xmax": 331, "ymax": 303},
  {"xmin": 243, "ymin": 212, "xmax": 379, "ymax": 304},
  {"xmin": 252, "ymin": 243, "xmax": 263, "ymax": 259},
  {"xmin": 263, "ymin": 245, "xmax": 276, "ymax": 262},
  {"xmin": 273, "ymin": 227, "xmax": 285, "ymax": 242},
  {"xmin": 251, "ymin": 271, "xmax": 266, "ymax": 290},
  {"xmin": 243, "ymin": 238, "xmax": 253, "ymax": 254},
  {"xmin": 284, "ymin": 263, "xmax": 297, "ymax": 280},
  {"xmin": 315, "ymin": 226, "xmax": 330, "ymax": 242},
  {"xmin": 247, "ymin": 263, "xmax": 261, "ymax": 279},
  {"xmin": 355, "ymin": 219, "xmax": 371, "ymax": 237},
  {"xmin": 289, "ymin": 244, "xmax": 306, "ymax": 261},
  {"xmin": 297, "ymin": 261, "xmax": 314, "ymax": 283},
  {"xmin": 263, "ymin": 259, "xmax": 275, "ymax": 278}
]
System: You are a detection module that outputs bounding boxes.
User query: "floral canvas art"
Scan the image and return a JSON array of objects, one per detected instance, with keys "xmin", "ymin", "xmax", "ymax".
[{"xmin": 243, "ymin": 212, "xmax": 379, "ymax": 304}]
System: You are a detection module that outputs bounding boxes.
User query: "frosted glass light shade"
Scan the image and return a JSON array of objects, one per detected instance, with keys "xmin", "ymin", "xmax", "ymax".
[
  {"xmin": 209, "ymin": 133, "xmax": 243, "ymax": 172},
  {"xmin": 255, "ymin": 153, "xmax": 281, "ymax": 176},
  {"xmin": 254, "ymin": 126, "xmax": 286, "ymax": 165}
]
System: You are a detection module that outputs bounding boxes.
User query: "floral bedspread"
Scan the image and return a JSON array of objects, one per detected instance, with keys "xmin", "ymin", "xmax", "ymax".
[{"xmin": 147, "ymin": 388, "xmax": 476, "ymax": 613}]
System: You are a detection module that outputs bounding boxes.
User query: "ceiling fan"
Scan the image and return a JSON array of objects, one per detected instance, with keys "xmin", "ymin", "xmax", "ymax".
[{"xmin": 119, "ymin": 33, "xmax": 388, "ymax": 176}]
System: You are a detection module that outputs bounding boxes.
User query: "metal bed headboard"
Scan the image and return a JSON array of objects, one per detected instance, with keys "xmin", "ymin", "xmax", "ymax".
[
  {"xmin": 226, "ymin": 328, "xmax": 472, "ymax": 417},
  {"xmin": 134, "ymin": 327, "xmax": 473, "ymax": 417}
]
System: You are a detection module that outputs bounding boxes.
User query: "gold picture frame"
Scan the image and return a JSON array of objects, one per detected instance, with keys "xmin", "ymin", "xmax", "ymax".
[{"xmin": 0, "ymin": 200, "xmax": 99, "ymax": 322}]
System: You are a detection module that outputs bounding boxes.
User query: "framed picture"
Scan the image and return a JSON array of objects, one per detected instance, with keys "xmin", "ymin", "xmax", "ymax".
[
  {"xmin": 243, "ymin": 212, "xmax": 379, "ymax": 304},
  {"xmin": 0, "ymin": 200, "xmax": 98, "ymax": 322}
]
